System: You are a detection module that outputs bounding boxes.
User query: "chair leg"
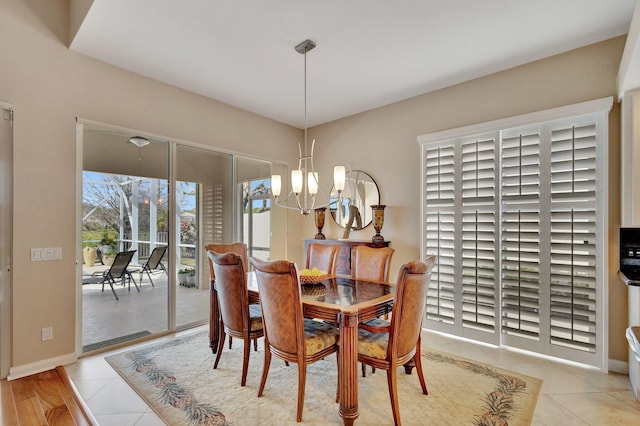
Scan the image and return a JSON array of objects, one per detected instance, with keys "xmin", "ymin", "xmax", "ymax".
[
  {"xmin": 241, "ymin": 336, "xmax": 251, "ymax": 386},
  {"xmin": 129, "ymin": 273, "xmax": 140, "ymax": 292},
  {"xmin": 253, "ymin": 337, "xmax": 258, "ymax": 351},
  {"xmin": 105, "ymin": 278, "xmax": 119, "ymax": 300},
  {"xmin": 258, "ymin": 344, "xmax": 272, "ymax": 397},
  {"xmin": 145, "ymin": 268, "xmax": 155, "ymax": 287},
  {"xmin": 213, "ymin": 330, "xmax": 226, "ymax": 369},
  {"xmin": 414, "ymin": 340, "xmax": 428, "ymax": 395},
  {"xmin": 296, "ymin": 362, "xmax": 307, "ymax": 422},
  {"xmin": 229, "ymin": 336, "xmax": 233, "ymax": 349},
  {"xmin": 387, "ymin": 367, "xmax": 401, "ymax": 426}
]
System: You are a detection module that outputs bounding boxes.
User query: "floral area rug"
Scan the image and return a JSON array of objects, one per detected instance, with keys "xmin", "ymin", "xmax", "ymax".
[{"xmin": 105, "ymin": 331, "xmax": 541, "ymax": 425}]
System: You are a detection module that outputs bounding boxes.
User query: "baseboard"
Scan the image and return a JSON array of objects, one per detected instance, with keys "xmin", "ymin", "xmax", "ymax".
[
  {"xmin": 7, "ymin": 352, "xmax": 78, "ymax": 380},
  {"xmin": 609, "ymin": 358, "xmax": 629, "ymax": 375}
]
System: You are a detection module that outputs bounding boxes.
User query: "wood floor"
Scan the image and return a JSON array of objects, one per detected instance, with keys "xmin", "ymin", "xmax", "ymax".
[{"xmin": 0, "ymin": 367, "xmax": 97, "ymax": 426}]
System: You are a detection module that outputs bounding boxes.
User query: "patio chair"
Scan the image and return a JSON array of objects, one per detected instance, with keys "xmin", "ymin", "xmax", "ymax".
[
  {"xmin": 83, "ymin": 250, "xmax": 138, "ymax": 300},
  {"xmin": 136, "ymin": 246, "xmax": 167, "ymax": 286}
]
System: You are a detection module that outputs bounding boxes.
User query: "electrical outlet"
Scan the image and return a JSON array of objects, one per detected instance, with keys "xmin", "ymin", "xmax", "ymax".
[{"xmin": 41, "ymin": 327, "xmax": 53, "ymax": 341}]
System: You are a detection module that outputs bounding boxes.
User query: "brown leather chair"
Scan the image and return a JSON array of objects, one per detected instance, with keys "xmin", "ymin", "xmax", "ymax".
[
  {"xmin": 305, "ymin": 243, "xmax": 340, "ymax": 275},
  {"xmin": 357, "ymin": 256, "xmax": 437, "ymax": 426},
  {"xmin": 250, "ymin": 256, "xmax": 339, "ymax": 422},
  {"xmin": 206, "ymin": 243, "xmax": 248, "ymax": 277},
  {"xmin": 208, "ymin": 251, "xmax": 264, "ymax": 386},
  {"xmin": 205, "ymin": 243, "xmax": 249, "ymax": 352},
  {"xmin": 351, "ymin": 245, "xmax": 395, "ymax": 282}
]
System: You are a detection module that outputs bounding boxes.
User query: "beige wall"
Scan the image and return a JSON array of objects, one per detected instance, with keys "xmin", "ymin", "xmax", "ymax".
[
  {"xmin": 308, "ymin": 37, "xmax": 628, "ymax": 362},
  {"xmin": 0, "ymin": 0, "xmax": 300, "ymax": 372},
  {"xmin": 0, "ymin": 0, "xmax": 629, "ymax": 373}
]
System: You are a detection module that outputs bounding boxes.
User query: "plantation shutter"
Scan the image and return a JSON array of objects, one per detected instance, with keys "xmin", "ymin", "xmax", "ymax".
[
  {"xmin": 548, "ymin": 121, "xmax": 598, "ymax": 354},
  {"xmin": 461, "ymin": 135, "xmax": 499, "ymax": 333},
  {"xmin": 424, "ymin": 143, "xmax": 456, "ymax": 325},
  {"xmin": 419, "ymin": 98, "xmax": 609, "ymax": 368},
  {"xmin": 501, "ymin": 128, "xmax": 542, "ymax": 341}
]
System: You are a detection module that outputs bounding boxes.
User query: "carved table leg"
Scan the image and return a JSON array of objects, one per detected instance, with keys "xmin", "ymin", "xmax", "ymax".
[{"xmin": 338, "ymin": 310, "xmax": 359, "ymax": 425}]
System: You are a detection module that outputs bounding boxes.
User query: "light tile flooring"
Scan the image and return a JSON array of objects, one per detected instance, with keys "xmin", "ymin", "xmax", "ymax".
[
  {"xmin": 82, "ymin": 266, "xmax": 209, "ymax": 349},
  {"xmin": 65, "ymin": 326, "xmax": 640, "ymax": 425}
]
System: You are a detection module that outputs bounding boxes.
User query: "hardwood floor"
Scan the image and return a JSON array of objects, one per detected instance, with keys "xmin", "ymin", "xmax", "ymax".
[{"xmin": 0, "ymin": 367, "xmax": 97, "ymax": 426}]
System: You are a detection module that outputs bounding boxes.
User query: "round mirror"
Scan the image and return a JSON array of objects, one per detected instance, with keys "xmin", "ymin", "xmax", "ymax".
[{"xmin": 329, "ymin": 170, "xmax": 380, "ymax": 230}]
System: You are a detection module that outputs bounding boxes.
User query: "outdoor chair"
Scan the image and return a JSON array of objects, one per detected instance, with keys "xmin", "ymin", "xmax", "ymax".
[
  {"xmin": 136, "ymin": 246, "xmax": 167, "ymax": 286},
  {"xmin": 82, "ymin": 250, "xmax": 138, "ymax": 300},
  {"xmin": 357, "ymin": 256, "xmax": 436, "ymax": 426}
]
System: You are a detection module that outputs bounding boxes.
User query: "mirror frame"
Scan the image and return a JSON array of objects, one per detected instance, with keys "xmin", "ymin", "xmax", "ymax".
[{"xmin": 329, "ymin": 170, "xmax": 380, "ymax": 230}]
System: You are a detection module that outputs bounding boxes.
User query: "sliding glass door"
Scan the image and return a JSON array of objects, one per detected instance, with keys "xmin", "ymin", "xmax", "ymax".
[
  {"xmin": 174, "ymin": 145, "xmax": 232, "ymax": 328},
  {"xmin": 81, "ymin": 125, "xmax": 170, "ymax": 350}
]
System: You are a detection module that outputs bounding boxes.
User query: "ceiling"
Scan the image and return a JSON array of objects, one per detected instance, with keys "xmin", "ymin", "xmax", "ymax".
[{"xmin": 70, "ymin": 0, "xmax": 635, "ymax": 128}]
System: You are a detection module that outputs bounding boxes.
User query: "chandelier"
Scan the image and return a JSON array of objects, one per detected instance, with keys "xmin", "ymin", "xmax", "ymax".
[{"xmin": 271, "ymin": 39, "xmax": 346, "ymax": 216}]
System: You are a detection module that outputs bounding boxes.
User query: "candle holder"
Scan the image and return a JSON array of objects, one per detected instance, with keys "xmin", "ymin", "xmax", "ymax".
[
  {"xmin": 314, "ymin": 207, "xmax": 326, "ymax": 239},
  {"xmin": 371, "ymin": 204, "xmax": 386, "ymax": 244}
]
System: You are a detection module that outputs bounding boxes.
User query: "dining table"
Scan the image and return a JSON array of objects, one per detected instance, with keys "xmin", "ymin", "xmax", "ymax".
[{"xmin": 209, "ymin": 272, "xmax": 395, "ymax": 425}]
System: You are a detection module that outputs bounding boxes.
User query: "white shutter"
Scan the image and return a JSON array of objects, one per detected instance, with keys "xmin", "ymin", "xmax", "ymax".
[
  {"xmin": 461, "ymin": 135, "xmax": 498, "ymax": 333},
  {"xmin": 424, "ymin": 143, "xmax": 456, "ymax": 325},
  {"xmin": 549, "ymin": 121, "xmax": 598, "ymax": 353},
  {"xmin": 420, "ymin": 101, "xmax": 608, "ymax": 368}
]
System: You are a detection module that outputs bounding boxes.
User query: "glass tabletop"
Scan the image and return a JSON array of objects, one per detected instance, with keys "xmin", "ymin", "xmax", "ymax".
[{"xmin": 300, "ymin": 276, "xmax": 394, "ymax": 306}]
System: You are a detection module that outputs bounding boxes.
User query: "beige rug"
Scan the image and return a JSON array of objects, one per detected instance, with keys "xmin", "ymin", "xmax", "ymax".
[{"xmin": 106, "ymin": 331, "xmax": 541, "ymax": 425}]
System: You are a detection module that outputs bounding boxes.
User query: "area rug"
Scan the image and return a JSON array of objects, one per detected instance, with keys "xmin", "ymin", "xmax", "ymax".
[{"xmin": 105, "ymin": 331, "xmax": 541, "ymax": 425}]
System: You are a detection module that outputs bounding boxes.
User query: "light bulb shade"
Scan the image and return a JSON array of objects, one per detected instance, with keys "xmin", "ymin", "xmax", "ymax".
[
  {"xmin": 271, "ymin": 174, "xmax": 281, "ymax": 197},
  {"xmin": 292, "ymin": 170, "xmax": 303, "ymax": 194},
  {"xmin": 334, "ymin": 166, "xmax": 346, "ymax": 192},
  {"xmin": 308, "ymin": 172, "xmax": 319, "ymax": 195}
]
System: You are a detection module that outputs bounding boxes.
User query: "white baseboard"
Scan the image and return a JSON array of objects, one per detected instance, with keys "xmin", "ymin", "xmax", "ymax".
[
  {"xmin": 608, "ymin": 358, "xmax": 629, "ymax": 375},
  {"xmin": 7, "ymin": 352, "xmax": 78, "ymax": 380}
]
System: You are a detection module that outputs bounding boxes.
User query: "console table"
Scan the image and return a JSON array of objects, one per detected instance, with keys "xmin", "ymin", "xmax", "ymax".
[{"xmin": 303, "ymin": 239, "xmax": 391, "ymax": 276}]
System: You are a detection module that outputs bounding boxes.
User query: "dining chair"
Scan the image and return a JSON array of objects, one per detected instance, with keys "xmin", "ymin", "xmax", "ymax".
[
  {"xmin": 208, "ymin": 251, "xmax": 264, "ymax": 386},
  {"xmin": 137, "ymin": 245, "xmax": 167, "ymax": 286},
  {"xmin": 357, "ymin": 256, "xmax": 437, "ymax": 426},
  {"xmin": 351, "ymin": 245, "xmax": 395, "ymax": 282},
  {"xmin": 249, "ymin": 256, "xmax": 340, "ymax": 422},
  {"xmin": 205, "ymin": 242, "xmax": 250, "ymax": 351},
  {"xmin": 305, "ymin": 243, "xmax": 340, "ymax": 275},
  {"xmin": 351, "ymin": 245, "xmax": 395, "ymax": 376},
  {"xmin": 82, "ymin": 250, "xmax": 138, "ymax": 300}
]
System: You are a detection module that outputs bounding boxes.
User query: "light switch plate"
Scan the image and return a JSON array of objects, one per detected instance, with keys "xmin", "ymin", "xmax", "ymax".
[{"xmin": 31, "ymin": 247, "xmax": 62, "ymax": 261}]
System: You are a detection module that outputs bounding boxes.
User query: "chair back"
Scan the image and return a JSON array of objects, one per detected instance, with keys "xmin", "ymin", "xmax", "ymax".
[
  {"xmin": 208, "ymin": 251, "xmax": 250, "ymax": 333},
  {"xmin": 145, "ymin": 246, "xmax": 167, "ymax": 269},
  {"xmin": 107, "ymin": 251, "xmax": 136, "ymax": 279},
  {"xmin": 249, "ymin": 257, "xmax": 304, "ymax": 357},
  {"xmin": 389, "ymin": 256, "xmax": 437, "ymax": 358},
  {"xmin": 205, "ymin": 243, "xmax": 248, "ymax": 283},
  {"xmin": 351, "ymin": 245, "xmax": 395, "ymax": 282},
  {"xmin": 305, "ymin": 243, "xmax": 340, "ymax": 275}
]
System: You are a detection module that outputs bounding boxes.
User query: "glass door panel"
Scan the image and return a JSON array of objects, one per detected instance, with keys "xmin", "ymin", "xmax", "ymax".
[
  {"xmin": 175, "ymin": 145, "xmax": 232, "ymax": 328},
  {"xmin": 82, "ymin": 127, "xmax": 169, "ymax": 351}
]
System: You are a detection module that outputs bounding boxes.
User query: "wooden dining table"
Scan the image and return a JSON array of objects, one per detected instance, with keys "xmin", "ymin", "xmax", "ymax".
[{"xmin": 209, "ymin": 273, "xmax": 395, "ymax": 425}]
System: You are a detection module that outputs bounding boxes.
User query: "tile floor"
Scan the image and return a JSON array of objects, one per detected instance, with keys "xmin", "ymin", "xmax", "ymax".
[{"xmin": 65, "ymin": 326, "xmax": 640, "ymax": 425}]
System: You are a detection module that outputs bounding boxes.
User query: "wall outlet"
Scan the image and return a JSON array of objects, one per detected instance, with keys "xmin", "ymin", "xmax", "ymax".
[{"xmin": 41, "ymin": 327, "xmax": 53, "ymax": 341}]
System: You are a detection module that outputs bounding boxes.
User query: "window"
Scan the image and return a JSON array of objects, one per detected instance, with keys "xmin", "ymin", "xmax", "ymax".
[{"xmin": 419, "ymin": 98, "xmax": 611, "ymax": 368}]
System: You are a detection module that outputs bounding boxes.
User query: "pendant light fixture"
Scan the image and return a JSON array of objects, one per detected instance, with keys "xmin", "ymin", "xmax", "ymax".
[{"xmin": 271, "ymin": 39, "xmax": 346, "ymax": 216}]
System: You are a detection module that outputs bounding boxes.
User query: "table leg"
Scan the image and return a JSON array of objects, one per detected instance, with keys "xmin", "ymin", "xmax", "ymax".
[
  {"xmin": 209, "ymin": 283, "xmax": 220, "ymax": 354},
  {"xmin": 338, "ymin": 310, "xmax": 359, "ymax": 425}
]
